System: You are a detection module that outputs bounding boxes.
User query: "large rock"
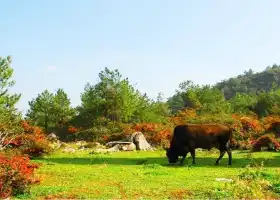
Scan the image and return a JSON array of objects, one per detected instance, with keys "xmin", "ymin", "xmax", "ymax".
[
  {"xmin": 105, "ymin": 141, "xmax": 136, "ymax": 151},
  {"xmin": 128, "ymin": 132, "xmax": 153, "ymax": 151},
  {"xmin": 92, "ymin": 132, "xmax": 153, "ymax": 153},
  {"xmin": 121, "ymin": 142, "xmax": 136, "ymax": 151},
  {"xmin": 47, "ymin": 133, "xmax": 59, "ymax": 142}
]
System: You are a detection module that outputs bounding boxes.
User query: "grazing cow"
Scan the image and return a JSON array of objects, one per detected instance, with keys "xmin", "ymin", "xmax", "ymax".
[{"xmin": 165, "ymin": 124, "xmax": 233, "ymax": 165}]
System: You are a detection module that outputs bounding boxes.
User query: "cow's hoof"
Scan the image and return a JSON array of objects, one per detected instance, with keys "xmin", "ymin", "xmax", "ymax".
[{"xmin": 215, "ymin": 162, "xmax": 219, "ymax": 165}]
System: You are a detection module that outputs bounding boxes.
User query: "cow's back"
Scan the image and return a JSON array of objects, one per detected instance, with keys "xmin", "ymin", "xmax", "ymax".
[{"xmin": 170, "ymin": 124, "xmax": 231, "ymax": 150}]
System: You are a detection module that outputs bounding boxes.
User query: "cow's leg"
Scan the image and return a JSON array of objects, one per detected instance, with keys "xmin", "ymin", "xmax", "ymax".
[
  {"xmin": 226, "ymin": 142, "xmax": 232, "ymax": 165},
  {"xmin": 226, "ymin": 149, "xmax": 232, "ymax": 165},
  {"xmin": 180, "ymin": 154, "xmax": 187, "ymax": 165},
  {"xmin": 190, "ymin": 149, "xmax": 196, "ymax": 164},
  {"xmin": 215, "ymin": 149, "xmax": 226, "ymax": 165}
]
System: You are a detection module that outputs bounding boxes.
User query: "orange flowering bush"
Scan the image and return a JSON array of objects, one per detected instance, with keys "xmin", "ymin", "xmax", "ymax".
[
  {"xmin": 169, "ymin": 108, "xmax": 197, "ymax": 126},
  {"xmin": 118, "ymin": 123, "xmax": 173, "ymax": 147},
  {"xmin": 133, "ymin": 123, "xmax": 159, "ymax": 133},
  {"xmin": 0, "ymin": 153, "xmax": 40, "ymax": 198},
  {"xmin": 4, "ymin": 121, "xmax": 52, "ymax": 157},
  {"xmin": 149, "ymin": 129, "xmax": 172, "ymax": 148},
  {"xmin": 118, "ymin": 123, "xmax": 135, "ymax": 136},
  {"xmin": 231, "ymin": 114, "xmax": 263, "ymax": 133},
  {"xmin": 239, "ymin": 116, "xmax": 263, "ymax": 133},
  {"xmin": 252, "ymin": 135, "xmax": 280, "ymax": 152},
  {"xmin": 176, "ymin": 108, "xmax": 197, "ymax": 118},
  {"xmin": 68, "ymin": 126, "xmax": 78, "ymax": 134},
  {"xmin": 262, "ymin": 115, "xmax": 280, "ymax": 131}
]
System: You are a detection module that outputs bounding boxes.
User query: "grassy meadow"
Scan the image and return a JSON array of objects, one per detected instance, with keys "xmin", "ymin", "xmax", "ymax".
[{"xmin": 14, "ymin": 149, "xmax": 280, "ymax": 199}]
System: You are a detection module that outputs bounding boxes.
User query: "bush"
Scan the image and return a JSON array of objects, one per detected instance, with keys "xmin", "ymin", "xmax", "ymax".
[
  {"xmin": 252, "ymin": 135, "xmax": 280, "ymax": 152},
  {"xmin": 4, "ymin": 121, "xmax": 52, "ymax": 157},
  {"xmin": 0, "ymin": 153, "xmax": 40, "ymax": 198},
  {"xmin": 262, "ymin": 115, "xmax": 280, "ymax": 131}
]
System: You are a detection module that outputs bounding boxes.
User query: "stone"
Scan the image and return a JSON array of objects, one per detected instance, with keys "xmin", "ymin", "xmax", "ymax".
[
  {"xmin": 47, "ymin": 133, "xmax": 58, "ymax": 142},
  {"xmin": 121, "ymin": 143, "xmax": 136, "ymax": 151},
  {"xmin": 63, "ymin": 147, "xmax": 76, "ymax": 153},
  {"xmin": 131, "ymin": 132, "xmax": 153, "ymax": 150}
]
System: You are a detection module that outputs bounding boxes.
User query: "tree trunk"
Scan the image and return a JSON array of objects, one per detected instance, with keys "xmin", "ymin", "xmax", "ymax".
[{"xmin": 45, "ymin": 115, "xmax": 48, "ymax": 133}]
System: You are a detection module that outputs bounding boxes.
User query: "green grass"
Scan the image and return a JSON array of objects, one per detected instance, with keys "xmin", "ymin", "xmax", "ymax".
[{"xmin": 16, "ymin": 149, "xmax": 280, "ymax": 199}]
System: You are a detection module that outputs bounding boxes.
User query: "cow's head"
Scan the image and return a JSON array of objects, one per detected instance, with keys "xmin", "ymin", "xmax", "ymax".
[{"xmin": 165, "ymin": 147, "xmax": 178, "ymax": 164}]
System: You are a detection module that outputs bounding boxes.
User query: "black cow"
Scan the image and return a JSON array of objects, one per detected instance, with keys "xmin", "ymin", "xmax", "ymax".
[{"xmin": 165, "ymin": 124, "xmax": 233, "ymax": 165}]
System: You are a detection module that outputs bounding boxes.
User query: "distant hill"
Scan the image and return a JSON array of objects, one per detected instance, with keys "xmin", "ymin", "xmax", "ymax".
[{"xmin": 215, "ymin": 64, "xmax": 280, "ymax": 99}]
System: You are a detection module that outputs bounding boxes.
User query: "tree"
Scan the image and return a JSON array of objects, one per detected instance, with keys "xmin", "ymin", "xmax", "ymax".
[
  {"xmin": 53, "ymin": 88, "xmax": 76, "ymax": 127},
  {"xmin": 26, "ymin": 90, "xmax": 54, "ymax": 132},
  {"xmin": 167, "ymin": 93, "xmax": 185, "ymax": 114},
  {"xmin": 0, "ymin": 56, "xmax": 22, "ymax": 149},
  {"xmin": 253, "ymin": 87, "xmax": 280, "ymax": 117},
  {"xmin": 0, "ymin": 56, "xmax": 21, "ymax": 108},
  {"xmin": 229, "ymin": 93, "xmax": 257, "ymax": 114},
  {"xmin": 168, "ymin": 81, "xmax": 232, "ymax": 115},
  {"xmin": 78, "ymin": 67, "xmax": 170, "ymax": 126},
  {"xmin": 150, "ymin": 92, "xmax": 170, "ymax": 122}
]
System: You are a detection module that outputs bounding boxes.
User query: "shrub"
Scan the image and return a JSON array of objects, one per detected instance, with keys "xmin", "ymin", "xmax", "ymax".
[
  {"xmin": 252, "ymin": 135, "xmax": 280, "ymax": 152},
  {"xmin": 187, "ymin": 113, "xmax": 236, "ymax": 125},
  {"xmin": 262, "ymin": 115, "xmax": 280, "ymax": 131},
  {"xmin": 231, "ymin": 115, "xmax": 263, "ymax": 133},
  {"xmin": 149, "ymin": 129, "xmax": 172, "ymax": 148},
  {"xmin": 5, "ymin": 134, "xmax": 52, "ymax": 158},
  {"xmin": 127, "ymin": 123, "xmax": 172, "ymax": 146},
  {"xmin": 0, "ymin": 153, "xmax": 40, "ymax": 198},
  {"xmin": 169, "ymin": 108, "xmax": 197, "ymax": 125},
  {"xmin": 4, "ymin": 121, "xmax": 52, "ymax": 157},
  {"xmin": 239, "ymin": 116, "xmax": 263, "ymax": 133},
  {"xmin": 68, "ymin": 126, "xmax": 78, "ymax": 134}
]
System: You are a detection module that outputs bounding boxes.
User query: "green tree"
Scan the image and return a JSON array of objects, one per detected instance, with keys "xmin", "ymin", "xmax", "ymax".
[
  {"xmin": 253, "ymin": 87, "xmax": 280, "ymax": 117},
  {"xmin": 149, "ymin": 92, "xmax": 170, "ymax": 122},
  {"xmin": 53, "ymin": 88, "xmax": 76, "ymax": 127},
  {"xmin": 0, "ymin": 56, "xmax": 23, "ymax": 149},
  {"xmin": 168, "ymin": 81, "xmax": 232, "ymax": 115},
  {"xmin": 79, "ymin": 68, "xmax": 124, "ymax": 123},
  {"xmin": 78, "ymin": 67, "xmax": 170, "ymax": 126},
  {"xmin": 229, "ymin": 93, "xmax": 257, "ymax": 114},
  {"xmin": 0, "ymin": 56, "xmax": 21, "ymax": 108},
  {"xmin": 26, "ymin": 89, "xmax": 54, "ymax": 132},
  {"xmin": 197, "ymin": 85, "xmax": 232, "ymax": 114},
  {"xmin": 167, "ymin": 93, "xmax": 185, "ymax": 114}
]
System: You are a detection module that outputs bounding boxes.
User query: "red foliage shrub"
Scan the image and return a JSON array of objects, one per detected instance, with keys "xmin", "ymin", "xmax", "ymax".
[
  {"xmin": 176, "ymin": 108, "xmax": 197, "ymax": 118},
  {"xmin": 120, "ymin": 123, "xmax": 173, "ymax": 147},
  {"xmin": 133, "ymin": 123, "xmax": 158, "ymax": 133},
  {"xmin": 234, "ymin": 116, "xmax": 263, "ymax": 133},
  {"xmin": 4, "ymin": 121, "xmax": 52, "ymax": 157},
  {"xmin": 169, "ymin": 108, "xmax": 197, "ymax": 126},
  {"xmin": 149, "ymin": 129, "xmax": 172, "ymax": 148},
  {"xmin": 68, "ymin": 126, "xmax": 78, "ymax": 134},
  {"xmin": 252, "ymin": 135, "xmax": 280, "ymax": 152},
  {"xmin": 262, "ymin": 115, "xmax": 280, "ymax": 134},
  {"xmin": 0, "ymin": 153, "xmax": 40, "ymax": 198},
  {"xmin": 119, "ymin": 123, "xmax": 135, "ymax": 136}
]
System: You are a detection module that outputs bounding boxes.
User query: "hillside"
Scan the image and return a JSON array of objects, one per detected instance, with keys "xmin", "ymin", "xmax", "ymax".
[{"xmin": 215, "ymin": 64, "xmax": 280, "ymax": 99}]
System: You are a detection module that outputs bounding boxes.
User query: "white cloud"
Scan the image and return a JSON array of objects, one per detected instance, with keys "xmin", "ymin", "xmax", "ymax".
[{"xmin": 46, "ymin": 65, "xmax": 57, "ymax": 72}]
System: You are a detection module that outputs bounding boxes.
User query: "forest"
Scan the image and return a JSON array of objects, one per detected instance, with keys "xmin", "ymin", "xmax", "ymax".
[{"xmin": 1, "ymin": 55, "xmax": 280, "ymax": 198}]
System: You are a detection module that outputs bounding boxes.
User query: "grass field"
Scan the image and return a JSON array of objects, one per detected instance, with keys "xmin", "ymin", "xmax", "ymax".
[{"xmin": 16, "ymin": 149, "xmax": 280, "ymax": 199}]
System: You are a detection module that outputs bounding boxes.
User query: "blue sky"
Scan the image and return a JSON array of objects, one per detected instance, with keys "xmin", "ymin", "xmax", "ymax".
[{"xmin": 1, "ymin": 0, "xmax": 280, "ymax": 114}]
